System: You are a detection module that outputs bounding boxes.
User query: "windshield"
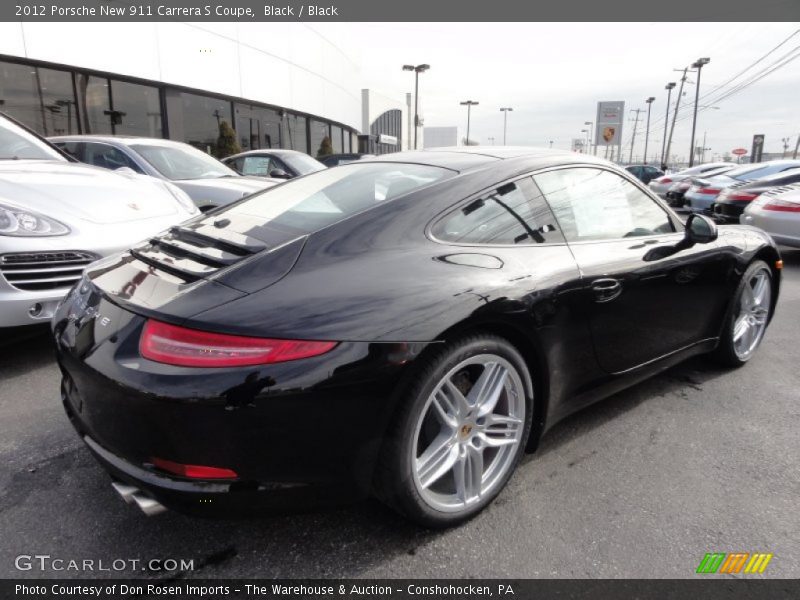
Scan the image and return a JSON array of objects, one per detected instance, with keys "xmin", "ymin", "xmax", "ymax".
[
  {"xmin": 226, "ymin": 162, "xmax": 453, "ymax": 233},
  {"xmin": 281, "ymin": 153, "xmax": 326, "ymax": 175},
  {"xmin": 0, "ymin": 116, "xmax": 65, "ymax": 161},
  {"xmin": 130, "ymin": 143, "xmax": 237, "ymax": 180}
]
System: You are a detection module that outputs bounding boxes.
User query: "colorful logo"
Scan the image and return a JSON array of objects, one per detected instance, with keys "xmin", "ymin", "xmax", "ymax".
[{"xmin": 696, "ymin": 552, "xmax": 773, "ymax": 574}]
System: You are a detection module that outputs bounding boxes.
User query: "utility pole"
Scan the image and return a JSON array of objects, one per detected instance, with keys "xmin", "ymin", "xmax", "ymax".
[
  {"xmin": 402, "ymin": 64, "xmax": 430, "ymax": 150},
  {"xmin": 660, "ymin": 82, "xmax": 675, "ymax": 168},
  {"xmin": 665, "ymin": 68, "xmax": 688, "ymax": 172},
  {"xmin": 584, "ymin": 121, "xmax": 594, "ymax": 155},
  {"xmin": 643, "ymin": 97, "xmax": 655, "ymax": 164},
  {"xmin": 688, "ymin": 57, "xmax": 710, "ymax": 167},
  {"xmin": 628, "ymin": 108, "xmax": 642, "ymax": 164},
  {"xmin": 781, "ymin": 137, "xmax": 791, "ymax": 158},
  {"xmin": 500, "ymin": 107, "xmax": 513, "ymax": 145},
  {"xmin": 460, "ymin": 100, "xmax": 478, "ymax": 146},
  {"xmin": 699, "ymin": 131, "xmax": 711, "ymax": 163},
  {"xmin": 794, "ymin": 134, "xmax": 799, "ymax": 159}
]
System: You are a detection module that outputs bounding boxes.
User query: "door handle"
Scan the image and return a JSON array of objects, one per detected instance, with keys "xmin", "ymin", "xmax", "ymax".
[{"xmin": 591, "ymin": 278, "xmax": 623, "ymax": 303}]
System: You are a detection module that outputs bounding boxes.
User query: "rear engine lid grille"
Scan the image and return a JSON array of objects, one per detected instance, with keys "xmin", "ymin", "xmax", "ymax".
[
  {"xmin": 0, "ymin": 251, "xmax": 98, "ymax": 291},
  {"xmin": 764, "ymin": 182, "xmax": 800, "ymax": 197},
  {"xmin": 129, "ymin": 224, "xmax": 268, "ymax": 283}
]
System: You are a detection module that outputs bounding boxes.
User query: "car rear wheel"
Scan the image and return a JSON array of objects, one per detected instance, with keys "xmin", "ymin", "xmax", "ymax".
[
  {"xmin": 713, "ymin": 260, "xmax": 773, "ymax": 367},
  {"xmin": 375, "ymin": 334, "xmax": 532, "ymax": 528}
]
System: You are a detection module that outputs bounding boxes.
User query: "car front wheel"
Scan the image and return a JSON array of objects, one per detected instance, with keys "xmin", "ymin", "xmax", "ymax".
[
  {"xmin": 375, "ymin": 334, "xmax": 532, "ymax": 528},
  {"xmin": 713, "ymin": 260, "xmax": 773, "ymax": 366}
]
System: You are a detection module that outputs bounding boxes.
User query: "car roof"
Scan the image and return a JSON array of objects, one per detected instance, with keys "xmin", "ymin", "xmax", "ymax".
[
  {"xmin": 223, "ymin": 149, "xmax": 310, "ymax": 160},
  {"xmin": 49, "ymin": 135, "xmax": 191, "ymax": 148},
  {"xmin": 361, "ymin": 146, "xmax": 600, "ymax": 173}
]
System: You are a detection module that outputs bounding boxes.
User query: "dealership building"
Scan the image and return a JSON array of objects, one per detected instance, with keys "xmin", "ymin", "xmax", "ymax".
[{"xmin": 0, "ymin": 22, "xmax": 416, "ymax": 157}]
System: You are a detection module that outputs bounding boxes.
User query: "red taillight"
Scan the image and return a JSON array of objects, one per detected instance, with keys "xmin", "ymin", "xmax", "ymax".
[
  {"xmin": 151, "ymin": 457, "xmax": 237, "ymax": 480},
  {"xmin": 139, "ymin": 319, "xmax": 337, "ymax": 367},
  {"xmin": 763, "ymin": 199, "xmax": 800, "ymax": 212},
  {"xmin": 727, "ymin": 191, "xmax": 758, "ymax": 202},
  {"xmin": 659, "ymin": 177, "xmax": 673, "ymax": 184},
  {"xmin": 697, "ymin": 187, "xmax": 721, "ymax": 195}
]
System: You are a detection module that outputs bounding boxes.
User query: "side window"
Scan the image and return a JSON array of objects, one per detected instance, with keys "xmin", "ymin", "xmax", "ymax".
[
  {"xmin": 431, "ymin": 177, "xmax": 565, "ymax": 245},
  {"xmin": 54, "ymin": 141, "xmax": 84, "ymax": 161},
  {"xmin": 241, "ymin": 155, "xmax": 273, "ymax": 176},
  {"xmin": 533, "ymin": 167, "xmax": 675, "ymax": 242},
  {"xmin": 82, "ymin": 143, "xmax": 140, "ymax": 172}
]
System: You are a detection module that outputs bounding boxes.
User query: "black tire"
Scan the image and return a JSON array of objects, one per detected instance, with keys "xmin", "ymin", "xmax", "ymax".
[
  {"xmin": 374, "ymin": 334, "xmax": 533, "ymax": 528},
  {"xmin": 711, "ymin": 259, "xmax": 773, "ymax": 368}
]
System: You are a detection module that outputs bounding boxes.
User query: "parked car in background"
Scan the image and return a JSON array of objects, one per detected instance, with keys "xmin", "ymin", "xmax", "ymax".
[
  {"xmin": 625, "ymin": 164, "xmax": 663, "ymax": 184},
  {"xmin": 685, "ymin": 160, "xmax": 800, "ymax": 215},
  {"xmin": 664, "ymin": 165, "xmax": 738, "ymax": 208},
  {"xmin": 319, "ymin": 153, "xmax": 375, "ymax": 167},
  {"xmin": 741, "ymin": 184, "xmax": 800, "ymax": 247},
  {"xmin": 649, "ymin": 162, "xmax": 736, "ymax": 199},
  {"xmin": 50, "ymin": 136, "xmax": 276, "ymax": 211},
  {"xmin": 713, "ymin": 168, "xmax": 800, "ymax": 224},
  {"xmin": 222, "ymin": 149, "xmax": 326, "ymax": 179},
  {"xmin": 0, "ymin": 114, "xmax": 198, "ymax": 329},
  {"xmin": 52, "ymin": 147, "xmax": 780, "ymax": 526}
]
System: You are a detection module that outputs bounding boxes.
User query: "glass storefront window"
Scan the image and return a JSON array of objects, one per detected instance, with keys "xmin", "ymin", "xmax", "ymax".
[
  {"xmin": 331, "ymin": 125, "xmax": 343, "ymax": 154},
  {"xmin": 310, "ymin": 119, "xmax": 331, "ymax": 158},
  {"xmin": 75, "ymin": 74, "xmax": 112, "ymax": 134},
  {"xmin": 0, "ymin": 61, "xmax": 79, "ymax": 136},
  {"xmin": 234, "ymin": 104, "xmax": 283, "ymax": 150},
  {"xmin": 110, "ymin": 80, "xmax": 162, "ymax": 137},
  {"xmin": 283, "ymin": 114, "xmax": 307, "ymax": 154},
  {"xmin": 166, "ymin": 90, "xmax": 231, "ymax": 156}
]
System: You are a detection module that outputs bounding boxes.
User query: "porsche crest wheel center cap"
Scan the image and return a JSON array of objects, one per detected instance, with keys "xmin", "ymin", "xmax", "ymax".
[{"xmin": 459, "ymin": 423, "xmax": 474, "ymax": 439}]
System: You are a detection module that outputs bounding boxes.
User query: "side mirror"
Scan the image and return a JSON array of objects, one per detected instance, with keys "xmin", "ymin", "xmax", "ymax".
[
  {"xmin": 269, "ymin": 168, "xmax": 290, "ymax": 179},
  {"xmin": 686, "ymin": 213, "xmax": 718, "ymax": 245}
]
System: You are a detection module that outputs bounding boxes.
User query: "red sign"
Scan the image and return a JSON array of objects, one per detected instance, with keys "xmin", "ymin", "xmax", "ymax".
[{"xmin": 732, "ymin": 148, "xmax": 748, "ymax": 156}]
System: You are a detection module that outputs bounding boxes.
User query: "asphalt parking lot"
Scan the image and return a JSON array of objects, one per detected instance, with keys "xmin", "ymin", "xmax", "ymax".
[{"xmin": 1, "ymin": 247, "xmax": 798, "ymax": 580}]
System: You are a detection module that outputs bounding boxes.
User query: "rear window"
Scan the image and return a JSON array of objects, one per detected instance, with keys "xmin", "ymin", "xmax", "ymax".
[{"xmin": 226, "ymin": 162, "xmax": 453, "ymax": 233}]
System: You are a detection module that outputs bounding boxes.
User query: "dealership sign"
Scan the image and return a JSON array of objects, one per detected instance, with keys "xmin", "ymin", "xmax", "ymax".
[
  {"xmin": 378, "ymin": 134, "xmax": 398, "ymax": 145},
  {"xmin": 595, "ymin": 101, "xmax": 625, "ymax": 147},
  {"xmin": 732, "ymin": 148, "xmax": 748, "ymax": 156},
  {"xmin": 751, "ymin": 134, "xmax": 765, "ymax": 163}
]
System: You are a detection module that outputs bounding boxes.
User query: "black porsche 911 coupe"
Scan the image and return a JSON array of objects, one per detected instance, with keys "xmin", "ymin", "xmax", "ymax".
[{"xmin": 52, "ymin": 147, "xmax": 781, "ymax": 527}]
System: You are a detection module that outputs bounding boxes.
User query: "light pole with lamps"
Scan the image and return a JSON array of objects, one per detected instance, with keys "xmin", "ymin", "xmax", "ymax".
[
  {"xmin": 643, "ymin": 96, "xmax": 655, "ymax": 164},
  {"xmin": 584, "ymin": 121, "xmax": 594, "ymax": 154},
  {"xmin": 460, "ymin": 100, "xmax": 479, "ymax": 146},
  {"xmin": 500, "ymin": 107, "xmax": 513, "ymax": 145},
  {"xmin": 688, "ymin": 57, "xmax": 710, "ymax": 167},
  {"xmin": 402, "ymin": 64, "xmax": 430, "ymax": 150},
  {"xmin": 580, "ymin": 129, "xmax": 589, "ymax": 153},
  {"xmin": 660, "ymin": 82, "xmax": 675, "ymax": 168}
]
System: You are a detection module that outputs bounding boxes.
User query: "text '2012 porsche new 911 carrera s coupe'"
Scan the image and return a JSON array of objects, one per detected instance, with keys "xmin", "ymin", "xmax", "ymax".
[{"xmin": 52, "ymin": 147, "xmax": 781, "ymax": 527}]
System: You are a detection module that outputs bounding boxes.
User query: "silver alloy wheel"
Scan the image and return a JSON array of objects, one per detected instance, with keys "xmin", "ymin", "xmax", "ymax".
[
  {"xmin": 733, "ymin": 267, "xmax": 771, "ymax": 361},
  {"xmin": 411, "ymin": 354, "xmax": 526, "ymax": 513}
]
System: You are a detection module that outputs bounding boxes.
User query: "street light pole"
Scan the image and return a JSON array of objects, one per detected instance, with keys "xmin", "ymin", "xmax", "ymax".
[
  {"xmin": 500, "ymin": 107, "xmax": 513, "ymax": 145},
  {"xmin": 628, "ymin": 108, "xmax": 642, "ymax": 164},
  {"xmin": 643, "ymin": 97, "xmax": 655, "ymax": 165},
  {"xmin": 402, "ymin": 64, "xmax": 430, "ymax": 150},
  {"xmin": 688, "ymin": 57, "xmax": 710, "ymax": 167},
  {"xmin": 665, "ymin": 68, "xmax": 688, "ymax": 170},
  {"xmin": 581, "ymin": 129, "xmax": 589, "ymax": 153},
  {"xmin": 584, "ymin": 121, "xmax": 594, "ymax": 155},
  {"xmin": 460, "ymin": 100, "xmax": 478, "ymax": 146},
  {"xmin": 660, "ymin": 82, "xmax": 675, "ymax": 168}
]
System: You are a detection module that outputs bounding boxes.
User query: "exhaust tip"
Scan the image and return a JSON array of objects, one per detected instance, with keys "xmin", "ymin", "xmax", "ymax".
[
  {"xmin": 111, "ymin": 481, "xmax": 167, "ymax": 516},
  {"xmin": 111, "ymin": 481, "xmax": 139, "ymax": 505},
  {"xmin": 131, "ymin": 492, "xmax": 168, "ymax": 516}
]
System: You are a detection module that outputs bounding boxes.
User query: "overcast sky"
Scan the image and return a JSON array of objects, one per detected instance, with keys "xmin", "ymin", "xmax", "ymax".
[{"xmin": 322, "ymin": 22, "xmax": 799, "ymax": 162}]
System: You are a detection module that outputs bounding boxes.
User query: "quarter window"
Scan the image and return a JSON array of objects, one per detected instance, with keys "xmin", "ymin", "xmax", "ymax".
[
  {"xmin": 432, "ymin": 178, "xmax": 564, "ymax": 245},
  {"xmin": 533, "ymin": 168, "xmax": 674, "ymax": 242}
]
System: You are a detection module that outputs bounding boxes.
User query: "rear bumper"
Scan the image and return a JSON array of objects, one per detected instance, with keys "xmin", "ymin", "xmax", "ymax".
[{"xmin": 53, "ymin": 292, "xmax": 420, "ymax": 516}]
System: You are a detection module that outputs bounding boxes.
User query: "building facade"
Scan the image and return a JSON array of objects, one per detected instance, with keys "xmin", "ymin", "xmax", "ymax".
[{"xmin": 0, "ymin": 22, "xmax": 362, "ymax": 157}]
